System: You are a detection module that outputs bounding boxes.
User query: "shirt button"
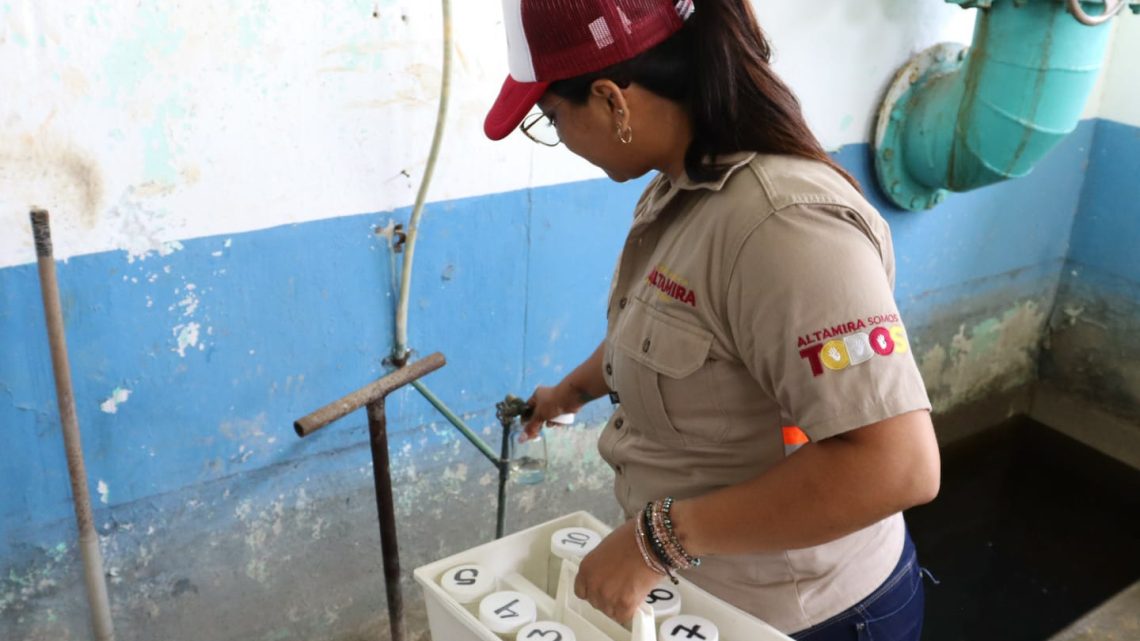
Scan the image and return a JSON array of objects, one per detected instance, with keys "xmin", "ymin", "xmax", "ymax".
[
  {"xmin": 619, "ymin": 297, "xmax": 628, "ymax": 309},
  {"xmin": 615, "ymin": 418, "xmax": 624, "ymax": 430},
  {"xmin": 642, "ymin": 338, "xmax": 651, "ymax": 353},
  {"xmin": 605, "ymin": 363, "xmax": 613, "ymax": 375}
]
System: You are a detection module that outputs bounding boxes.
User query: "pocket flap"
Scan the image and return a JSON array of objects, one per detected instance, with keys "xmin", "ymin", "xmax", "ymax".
[{"xmin": 616, "ymin": 299, "xmax": 712, "ymax": 379}]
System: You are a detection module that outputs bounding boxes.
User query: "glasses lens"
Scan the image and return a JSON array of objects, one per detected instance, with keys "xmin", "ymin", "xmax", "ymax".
[{"xmin": 522, "ymin": 113, "xmax": 560, "ymax": 146}]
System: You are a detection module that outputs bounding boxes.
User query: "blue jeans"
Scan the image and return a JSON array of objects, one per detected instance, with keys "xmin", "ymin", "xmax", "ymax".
[{"xmin": 792, "ymin": 531, "xmax": 925, "ymax": 641}]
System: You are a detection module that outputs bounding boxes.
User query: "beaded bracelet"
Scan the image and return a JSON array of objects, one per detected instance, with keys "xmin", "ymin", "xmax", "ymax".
[
  {"xmin": 643, "ymin": 504, "xmax": 672, "ymax": 567},
  {"xmin": 651, "ymin": 502, "xmax": 690, "ymax": 570},
  {"xmin": 644, "ymin": 498, "xmax": 701, "ymax": 572},
  {"xmin": 659, "ymin": 497, "xmax": 700, "ymax": 568},
  {"xmin": 641, "ymin": 504, "xmax": 680, "ymax": 583},
  {"xmin": 633, "ymin": 512, "xmax": 671, "ymax": 581}
]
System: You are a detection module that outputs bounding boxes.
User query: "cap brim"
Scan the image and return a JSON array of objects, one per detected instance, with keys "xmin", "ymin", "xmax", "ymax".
[{"xmin": 484, "ymin": 76, "xmax": 550, "ymax": 141}]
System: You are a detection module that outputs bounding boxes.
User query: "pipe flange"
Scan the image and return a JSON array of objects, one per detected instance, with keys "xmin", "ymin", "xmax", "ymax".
[{"xmin": 874, "ymin": 42, "xmax": 966, "ymax": 212}]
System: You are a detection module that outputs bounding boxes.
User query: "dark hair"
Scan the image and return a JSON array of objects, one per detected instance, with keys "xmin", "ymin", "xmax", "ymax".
[{"xmin": 548, "ymin": 0, "xmax": 860, "ymax": 190}]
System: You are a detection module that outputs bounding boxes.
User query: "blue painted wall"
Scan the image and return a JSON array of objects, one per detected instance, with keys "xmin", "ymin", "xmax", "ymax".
[
  {"xmin": 0, "ymin": 121, "xmax": 1098, "ymax": 540},
  {"xmin": 1068, "ymin": 120, "xmax": 1140, "ymax": 293},
  {"xmin": 0, "ymin": 119, "xmax": 1110, "ymax": 639},
  {"xmin": 1044, "ymin": 119, "xmax": 1140, "ymax": 418}
]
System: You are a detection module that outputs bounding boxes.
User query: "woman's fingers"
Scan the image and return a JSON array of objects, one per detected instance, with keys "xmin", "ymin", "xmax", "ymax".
[
  {"xmin": 522, "ymin": 420, "xmax": 542, "ymax": 441},
  {"xmin": 521, "ymin": 386, "xmax": 571, "ymax": 440}
]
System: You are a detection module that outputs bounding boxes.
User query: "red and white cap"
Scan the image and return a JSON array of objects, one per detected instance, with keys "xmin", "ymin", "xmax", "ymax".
[{"xmin": 484, "ymin": 0, "xmax": 695, "ymax": 141}]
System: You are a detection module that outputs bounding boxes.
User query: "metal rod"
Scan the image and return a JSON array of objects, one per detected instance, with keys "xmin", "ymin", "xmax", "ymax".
[
  {"xmin": 410, "ymin": 380, "xmax": 500, "ymax": 465},
  {"xmin": 29, "ymin": 209, "xmax": 116, "ymax": 641},
  {"xmin": 294, "ymin": 353, "xmax": 446, "ymax": 437},
  {"xmin": 497, "ymin": 418, "xmax": 510, "ymax": 540},
  {"xmin": 367, "ymin": 399, "xmax": 404, "ymax": 641}
]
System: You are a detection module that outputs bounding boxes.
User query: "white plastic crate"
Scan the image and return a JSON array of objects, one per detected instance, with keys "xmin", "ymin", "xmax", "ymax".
[{"xmin": 413, "ymin": 511, "xmax": 793, "ymax": 641}]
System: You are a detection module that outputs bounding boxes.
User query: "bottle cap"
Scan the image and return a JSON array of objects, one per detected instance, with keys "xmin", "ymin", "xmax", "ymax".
[
  {"xmin": 517, "ymin": 621, "xmax": 577, "ymax": 641},
  {"xmin": 550, "ymin": 527, "xmax": 602, "ymax": 560},
  {"xmin": 660, "ymin": 615, "xmax": 718, "ymax": 641},
  {"xmin": 439, "ymin": 563, "xmax": 495, "ymax": 605},
  {"xmin": 479, "ymin": 591, "xmax": 537, "ymax": 634},
  {"xmin": 644, "ymin": 582, "xmax": 682, "ymax": 618}
]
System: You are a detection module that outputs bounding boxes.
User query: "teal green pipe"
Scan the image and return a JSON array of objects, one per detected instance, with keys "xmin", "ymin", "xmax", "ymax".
[
  {"xmin": 411, "ymin": 379, "xmax": 501, "ymax": 466},
  {"xmin": 878, "ymin": 0, "xmax": 1123, "ymax": 211}
]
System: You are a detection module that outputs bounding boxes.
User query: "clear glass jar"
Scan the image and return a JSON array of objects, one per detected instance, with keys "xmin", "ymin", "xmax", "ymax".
[{"xmin": 508, "ymin": 422, "xmax": 548, "ymax": 485}]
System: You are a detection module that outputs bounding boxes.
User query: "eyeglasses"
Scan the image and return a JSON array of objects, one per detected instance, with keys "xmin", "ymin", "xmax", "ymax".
[{"xmin": 520, "ymin": 109, "xmax": 561, "ymax": 147}]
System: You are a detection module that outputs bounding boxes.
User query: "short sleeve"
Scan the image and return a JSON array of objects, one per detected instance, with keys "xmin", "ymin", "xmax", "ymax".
[{"xmin": 725, "ymin": 204, "xmax": 931, "ymax": 442}]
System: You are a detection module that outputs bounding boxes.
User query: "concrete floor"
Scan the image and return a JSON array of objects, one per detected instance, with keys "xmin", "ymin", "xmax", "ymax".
[{"xmin": 1049, "ymin": 580, "xmax": 1140, "ymax": 641}]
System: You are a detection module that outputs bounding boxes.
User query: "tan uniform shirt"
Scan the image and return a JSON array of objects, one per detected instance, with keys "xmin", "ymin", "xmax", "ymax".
[{"xmin": 597, "ymin": 152, "xmax": 932, "ymax": 633}]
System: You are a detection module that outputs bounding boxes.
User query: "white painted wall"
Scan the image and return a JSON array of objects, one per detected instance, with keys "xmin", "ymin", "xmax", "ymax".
[
  {"xmin": 1, "ymin": 1, "xmax": 980, "ymax": 268},
  {"xmin": 1098, "ymin": 12, "xmax": 1140, "ymax": 127}
]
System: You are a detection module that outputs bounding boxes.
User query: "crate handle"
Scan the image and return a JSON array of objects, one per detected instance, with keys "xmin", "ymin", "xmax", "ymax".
[{"xmin": 554, "ymin": 558, "xmax": 656, "ymax": 641}]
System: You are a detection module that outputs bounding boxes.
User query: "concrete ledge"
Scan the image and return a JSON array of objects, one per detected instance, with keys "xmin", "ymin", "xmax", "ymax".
[
  {"xmin": 1048, "ymin": 581, "xmax": 1140, "ymax": 641},
  {"xmin": 1030, "ymin": 383, "xmax": 1140, "ymax": 471},
  {"xmin": 930, "ymin": 384, "xmax": 1035, "ymax": 447}
]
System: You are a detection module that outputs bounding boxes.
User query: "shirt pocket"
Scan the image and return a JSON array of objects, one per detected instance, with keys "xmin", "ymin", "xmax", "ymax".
[{"xmin": 614, "ymin": 298, "xmax": 728, "ymax": 446}]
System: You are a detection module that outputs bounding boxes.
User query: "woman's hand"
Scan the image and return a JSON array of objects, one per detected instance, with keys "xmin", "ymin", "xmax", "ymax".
[
  {"xmin": 522, "ymin": 382, "xmax": 583, "ymax": 440},
  {"xmin": 574, "ymin": 520, "xmax": 663, "ymax": 623},
  {"xmin": 522, "ymin": 341, "xmax": 609, "ymax": 440}
]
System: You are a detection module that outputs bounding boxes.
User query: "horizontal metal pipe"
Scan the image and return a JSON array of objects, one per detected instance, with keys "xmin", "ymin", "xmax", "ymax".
[
  {"xmin": 294, "ymin": 353, "xmax": 446, "ymax": 437},
  {"xmin": 410, "ymin": 380, "xmax": 502, "ymax": 466}
]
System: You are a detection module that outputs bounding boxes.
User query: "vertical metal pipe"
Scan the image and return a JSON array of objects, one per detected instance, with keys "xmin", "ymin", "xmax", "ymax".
[
  {"xmin": 496, "ymin": 421, "xmax": 510, "ymax": 540},
  {"xmin": 366, "ymin": 399, "xmax": 404, "ymax": 641},
  {"xmin": 393, "ymin": 0, "xmax": 454, "ymax": 365},
  {"xmin": 29, "ymin": 209, "xmax": 116, "ymax": 641}
]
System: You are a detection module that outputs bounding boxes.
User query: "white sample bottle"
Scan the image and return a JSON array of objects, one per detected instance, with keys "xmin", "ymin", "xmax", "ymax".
[
  {"xmin": 547, "ymin": 527, "xmax": 602, "ymax": 595},
  {"xmin": 440, "ymin": 563, "xmax": 495, "ymax": 614},
  {"xmin": 660, "ymin": 615, "xmax": 719, "ymax": 641},
  {"xmin": 479, "ymin": 591, "xmax": 538, "ymax": 639},
  {"xmin": 644, "ymin": 582, "xmax": 682, "ymax": 619},
  {"xmin": 516, "ymin": 620, "xmax": 577, "ymax": 641}
]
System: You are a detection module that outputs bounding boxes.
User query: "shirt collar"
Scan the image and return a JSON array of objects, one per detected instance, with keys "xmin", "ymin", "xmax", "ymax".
[
  {"xmin": 668, "ymin": 152, "xmax": 757, "ymax": 192},
  {"xmin": 633, "ymin": 152, "xmax": 757, "ymax": 229}
]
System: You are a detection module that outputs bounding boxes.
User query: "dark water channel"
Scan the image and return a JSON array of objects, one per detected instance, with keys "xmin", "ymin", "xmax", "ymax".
[{"xmin": 906, "ymin": 416, "xmax": 1140, "ymax": 640}]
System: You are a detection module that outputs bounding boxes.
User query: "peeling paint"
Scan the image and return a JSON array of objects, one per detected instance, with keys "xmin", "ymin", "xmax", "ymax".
[
  {"xmin": 1, "ymin": 415, "xmax": 619, "ymax": 640},
  {"xmin": 172, "ymin": 321, "xmax": 200, "ymax": 357},
  {"xmin": 918, "ymin": 300, "xmax": 1046, "ymax": 412},
  {"xmin": 110, "ymin": 184, "xmax": 183, "ymax": 264},
  {"xmin": 99, "ymin": 387, "xmax": 131, "ymax": 414},
  {"xmin": 173, "ymin": 283, "xmax": 199, "ymax": 317},
  {"xmin": 1044, "ymin": 285, "xmax": 1140, "ymax": 423},
  {"xmin": 243, "ymin": 498, "xmax": 286, "ymax": 582}
]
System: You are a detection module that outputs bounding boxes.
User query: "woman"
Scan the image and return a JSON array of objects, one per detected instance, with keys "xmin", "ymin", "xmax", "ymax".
[{"xmin": 484, "ymin": 1, "xmax": 941, "ymax": 639}]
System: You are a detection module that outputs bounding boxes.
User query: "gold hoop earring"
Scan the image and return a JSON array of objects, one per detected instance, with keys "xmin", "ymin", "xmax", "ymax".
[{"xmin": 618, "ymin": 125, "xmax": 633, "ymax": 145}]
